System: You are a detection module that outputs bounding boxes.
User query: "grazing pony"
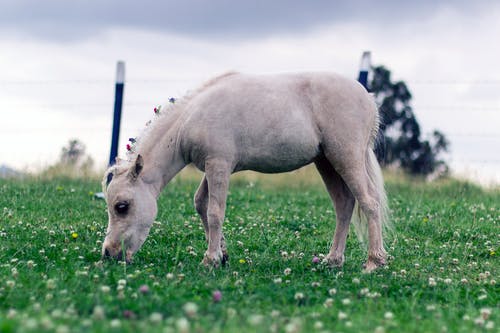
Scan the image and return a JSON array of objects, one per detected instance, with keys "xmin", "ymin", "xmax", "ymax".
[{"xmin": 102, "ymin": 72, "xmax": 389, "ymax": 272}]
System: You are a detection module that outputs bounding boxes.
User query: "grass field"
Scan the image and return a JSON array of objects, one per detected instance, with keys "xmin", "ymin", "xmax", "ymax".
[{"xmin": 0, "ymin": 170, "xmax": 498, "ymax": 332}]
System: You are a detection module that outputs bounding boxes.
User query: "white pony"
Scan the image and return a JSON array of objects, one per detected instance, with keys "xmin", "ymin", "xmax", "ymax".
[{"xmin": 102, "ymin": 72, "xmax": 389, "ymax": 272}]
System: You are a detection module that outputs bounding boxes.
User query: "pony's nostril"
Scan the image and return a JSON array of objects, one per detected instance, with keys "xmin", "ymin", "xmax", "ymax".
[{"xmin": 104, "ymin": 248, "xmax": 111, "ymax": 258}]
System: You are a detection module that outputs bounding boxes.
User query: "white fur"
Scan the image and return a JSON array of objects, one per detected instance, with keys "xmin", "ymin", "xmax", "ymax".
[{"xmin": 102, "ymin": 72, "xmax": 389, "ymax": 271}]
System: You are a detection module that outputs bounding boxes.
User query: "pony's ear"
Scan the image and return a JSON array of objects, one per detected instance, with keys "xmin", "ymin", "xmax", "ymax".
[{"xmin": 129, "ymin": 154, "xmax": 144, "ymax": 181}]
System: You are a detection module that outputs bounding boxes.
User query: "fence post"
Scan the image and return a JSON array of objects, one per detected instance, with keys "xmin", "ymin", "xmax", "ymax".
[
  {"xmin": 357, "ymin": 51, "xmax": 371, "ymax": 90},
  {"xmin": 108, "ymin": 61, "xmax": 125, "ymax": 166}
]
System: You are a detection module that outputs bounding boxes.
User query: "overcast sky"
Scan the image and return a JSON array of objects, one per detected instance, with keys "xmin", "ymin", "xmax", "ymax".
[{"xmin": 1, "ymin": 0, "xmax": 499, "ymax": 184}]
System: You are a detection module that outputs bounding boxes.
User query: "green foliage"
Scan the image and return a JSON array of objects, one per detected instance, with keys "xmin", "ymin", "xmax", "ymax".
[
  {"xmin": 371, "ymin": 66, "xmax": 449, "ymax": 176},
  {"xmin": 0, "ymin": 177, "xmax": 498, "ymax": 332},
  {"xmin": 40, "ymin": 139, "xmax": 96, "ymax": 179}
]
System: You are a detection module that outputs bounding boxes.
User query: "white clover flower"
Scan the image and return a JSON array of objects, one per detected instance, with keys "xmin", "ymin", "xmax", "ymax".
[
  {"xmin": 176, "ymin": 317, "xmax": 189, "ymax": 333},
  {"xmin": 480, "ymin": 308, "xmax": 492, "ymax": 320},
  {"xmin": 247, "ymin": 314, "xmax": 264, "ymax": 326},
  {"xmin": 428, "ymin": 277, "xmax": 437, "ymax": 287},
  {"xmin": 92, "ymin": 306, "xmax": 105, "ymax": 320},
  {"xmin": 323, "ymin": 298, "xmax": 333, "ymax": 308},
  {"xmin": 341, "ymin": 298, "xmax": 351, "ymax": 305},
  {"xmin": 384, "ymin": 312, "xmax": 394, "ymax": 320},
  {"xmin": 46, "ymin": 279, "xmax": 56, "ymax": 289},
  {"xmin": 100, "ymin": 285, "xmax": 111, "ymax": 293},
  {"xmin": 183, "ymin": 302, "xmax": 198, "ymax": 318},
  {"xmin": 426, "ymin": 304, "xmax": 436, "ymax": 311},
  {"xmin": 110, "ymin": 319, "xmax": 121, "ymax": 328},
  {"xmin": 313, "ymin": 321, "xmax": 324, "ymax": 330},
  {"xmin": 338, "ymin": 311, "xmax": 348, "ymax": 320},
  {"xmin": 7, "ymin": 309, "xmax": 17, "ymax": 318},
  {"xmin": 40, "ymin": 316, "xmax": 54, "ymax": 330},
  {"xmin": 444, "ymin": 278, "xmax": 452, "ymax": 285},
  {"xmin": 352, "ymin": 277, "xmax": 360, "ymax": 284},
  {"xmin": 149, "ymin": 312, "xmax": 163, "ymax": 323},
  {"xmin": 328, "ymin": 288, "xmax": 337, "ymax": 296},
  {"xmin": 24, "ymin": 318, "xmax": 38, "ymax": 330},
  {"xmin": 285, "ymin": 318, "xmax": 301, "ymax": 333},
  {"xmin": 474, "ymin": 317, "xmax": 485, "ymax": 326},
  {"xmin": 284, "ymin": 268, "xmax": 292, "ymax": 275},
  {"xmin": 294, "ymin": 292, "xmax": 305, "ymax": 300}
]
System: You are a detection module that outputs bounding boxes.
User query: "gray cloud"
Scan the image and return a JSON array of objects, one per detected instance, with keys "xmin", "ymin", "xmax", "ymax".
[{"xmin": 0, "ymin": 0, "xmax": 492, "ymax": 41}]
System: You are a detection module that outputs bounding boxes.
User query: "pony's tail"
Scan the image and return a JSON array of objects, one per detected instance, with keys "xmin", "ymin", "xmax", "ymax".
[{"xmin": 350, "ymin": 147, "xmax": 390, "ymax": 247}]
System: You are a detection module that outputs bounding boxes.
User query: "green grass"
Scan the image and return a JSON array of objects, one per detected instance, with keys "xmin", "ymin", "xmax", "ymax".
[{"xmin": 0, "ymin": 174, "xmax": 498, "ymax": 332}]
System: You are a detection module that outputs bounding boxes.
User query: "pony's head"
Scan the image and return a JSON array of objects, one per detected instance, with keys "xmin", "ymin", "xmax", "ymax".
[{"xmin": 101, "ymin": 155, "xmax": 157, "ymax": 263}]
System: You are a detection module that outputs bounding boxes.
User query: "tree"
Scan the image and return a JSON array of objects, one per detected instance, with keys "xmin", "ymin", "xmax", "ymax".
[
  {"xmin": 370, "ymin": 66, "xmax": 449, "ymax": 176},
  {"xmin": 60, "ymin": 139, "xmax": 86, "ymax": 165},
  {"xmin": 39, "ymin": 139, "xmax": 94, "ymax": 178}
]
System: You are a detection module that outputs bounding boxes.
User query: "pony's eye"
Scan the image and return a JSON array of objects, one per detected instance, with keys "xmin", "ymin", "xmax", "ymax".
[{"xmin": 115, "ymin": 201, "xmax": 130, "ymax": 215}]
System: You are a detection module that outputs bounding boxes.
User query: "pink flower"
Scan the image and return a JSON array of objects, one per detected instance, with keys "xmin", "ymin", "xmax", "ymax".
[
  {"xmin": 139, "ymin": 284, "xmax": 149, "ymax": 294},
  {"xmin": 123, "ymin": 310, "xmax": 136, "ymax": 319},
  {"xmin": 312, "ymin": 256, "xmax": 320, "ymax": 264},
  {"xmin": 212, "ymin": 290, "xmax": 222, "ymax": 302}
]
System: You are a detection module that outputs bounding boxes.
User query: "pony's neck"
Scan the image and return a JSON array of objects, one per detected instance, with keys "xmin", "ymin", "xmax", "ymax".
[{"xmin": 138, "ymin": 112, "xmax": 187, "ymax": 198}]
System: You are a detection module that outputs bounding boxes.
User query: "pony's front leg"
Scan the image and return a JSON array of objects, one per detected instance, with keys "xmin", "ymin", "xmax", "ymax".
[
  {"xmin": 201, "ymin": 159, "xmax": 231, "ymax": 268},
  {"xmin": 194, "ymin": 175, "xmax": 228, "ymax": 263}
]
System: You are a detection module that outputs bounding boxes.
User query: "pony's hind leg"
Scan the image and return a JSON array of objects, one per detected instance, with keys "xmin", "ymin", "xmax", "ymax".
[
  {"xmin": 194, "ymin": 175, "xmax": 228, "ymax": 264},
  {"xmin": 329, "ymin": 151, "xmax": 387, "ymax": 272},
  {"xmin": 314, "ymin": 156, "xmax": 356, "ymax": 267},
  {"xmin": 201, "ymin": 159, "xmax": 232, "ymax": 267}
]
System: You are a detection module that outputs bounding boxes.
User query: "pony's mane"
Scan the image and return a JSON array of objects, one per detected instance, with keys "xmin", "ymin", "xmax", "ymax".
[{"xmin": 103, "ymin": 71, "xmax": 239, "ymax": 194}]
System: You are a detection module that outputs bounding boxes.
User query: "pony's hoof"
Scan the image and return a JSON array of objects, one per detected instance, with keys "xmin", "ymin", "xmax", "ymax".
[
  {"xmin": 202, "ymin": 252, "xmax": 222, "ymax": 268},
  {"xmin": 362, "ymin": 262, "xmax": 379, "ymax": 273},
  {"xmin": 362, "ymin": 256, "xmax": 386, "ymax": 273},
  {"xmin": 325, "ymin": 254, "xmax": 344, "ymax": 268}
]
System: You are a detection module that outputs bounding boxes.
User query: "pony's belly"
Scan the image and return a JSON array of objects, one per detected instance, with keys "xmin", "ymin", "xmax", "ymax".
[{"xmin": 235, "ymin": 140, "xmax": 320, "ymax": 173}]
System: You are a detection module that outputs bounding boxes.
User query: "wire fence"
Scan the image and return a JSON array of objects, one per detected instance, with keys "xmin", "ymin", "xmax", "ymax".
[{"xmin": 1, "ymin": 78, "xmax": 499, "ymax": 168}]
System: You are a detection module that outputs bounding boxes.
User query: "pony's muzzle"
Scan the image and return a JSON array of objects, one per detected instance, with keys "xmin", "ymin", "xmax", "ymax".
[
  {"xmin": 102, "ymin": 245, "xmax": 133, "ymax": 264},
  {"xmin": 102, "ymin": 246, "xmax": 122, "ymax": 260}
]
